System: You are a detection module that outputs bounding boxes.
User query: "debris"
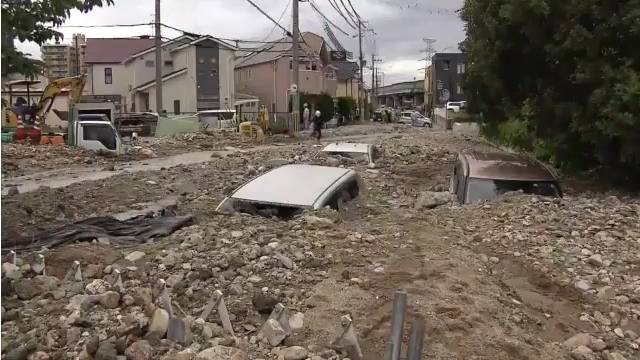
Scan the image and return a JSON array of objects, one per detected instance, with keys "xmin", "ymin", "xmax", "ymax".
[
  {"xmin": 279, "ymin": 346, "xmax": 308, "ymax": 360},
  {"xmin": 195, "ymin": 346, "xmax": 246, "ymax": 360},
  {"xmin": 126, "ymin": 251, "xmax": 146, "ymax": 262},
  {"xmin": 259, "ymin": 319, "xmax": 287, "ymax": 346},
  {"xmin": 414, "ymin": 191, "xmax": 451, "ymax": 209},
  {"xmin": 148, "ymin": 308, "xmax": 170, "ymax": 337}
]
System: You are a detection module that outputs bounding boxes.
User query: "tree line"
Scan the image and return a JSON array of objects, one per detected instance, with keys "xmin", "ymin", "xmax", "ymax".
[{"xmin": 461, "ymin": 0, "xmax": 640, "ymax": 188}]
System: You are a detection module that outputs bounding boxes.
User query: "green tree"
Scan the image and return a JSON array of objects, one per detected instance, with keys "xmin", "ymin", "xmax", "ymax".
[
  {"xmin": 461, "ymin": 0, "xmax": 640, "ymax": 187},
  {"xmin": 1, "ymin": 0, "xmax": 114, "ymax": 76}
]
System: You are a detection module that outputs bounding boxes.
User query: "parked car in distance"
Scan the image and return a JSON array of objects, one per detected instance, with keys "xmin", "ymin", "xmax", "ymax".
[
  {"xmin": 446, "ymin": 101, "xmax": 464, "ymax": 112},
  {"xmin": 450, "ymin": 151, "xmax": 562, "ymax": 204},
  {"xmin": 216, "ymin": 164, "xmax": 362, "ymax": 217},
  {"xmin": 322, "ymin": 142, "xmax": 379, "ymax": 166},
  {"xmin": 399, "ymin": 111, "xmax": 432, "ymax": 127}
]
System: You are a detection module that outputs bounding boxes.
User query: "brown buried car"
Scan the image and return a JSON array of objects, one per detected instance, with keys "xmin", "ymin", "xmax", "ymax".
[{"xmin": 450, "ymin": 151, "xmax": 562, "ymax": 204}]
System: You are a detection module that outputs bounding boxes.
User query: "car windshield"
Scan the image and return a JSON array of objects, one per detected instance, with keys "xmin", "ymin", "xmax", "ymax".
[
  {"xmin": 466, "ymin": 178, "xmax": 560, "ymax": 204},
  {"xmin": 226, "ymin": 199, "xmax": 303, "ymax": 219},
  {"xmin": 326, "ymin": 151, "xmax": 369, "ymax": 162}
]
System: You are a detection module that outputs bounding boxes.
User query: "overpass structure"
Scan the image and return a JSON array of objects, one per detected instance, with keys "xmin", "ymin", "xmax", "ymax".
[{"xmin": 374, "ymin": 80, "xmax": 424, "ymax": 109}]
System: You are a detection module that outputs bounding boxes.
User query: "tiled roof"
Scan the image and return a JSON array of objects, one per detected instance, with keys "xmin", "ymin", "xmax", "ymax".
[{"xmin": 84, "ymin": 38, "xmax": 157, "ymax": 63}]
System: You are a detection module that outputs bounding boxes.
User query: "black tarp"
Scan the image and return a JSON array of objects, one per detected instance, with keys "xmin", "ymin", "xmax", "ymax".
[{"xmin": 3, "ymin": 212, "xmax": 193, "ymax": 253}]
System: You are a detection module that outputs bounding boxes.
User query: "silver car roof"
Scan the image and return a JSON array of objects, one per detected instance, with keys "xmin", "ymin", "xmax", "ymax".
[
  {"xmin": 322, "ymin": 143, "xmax": 370, "ymax": 154},
  {"xmin": 230, "ymin": 164, "xmax": 353, "ymax": 207}
]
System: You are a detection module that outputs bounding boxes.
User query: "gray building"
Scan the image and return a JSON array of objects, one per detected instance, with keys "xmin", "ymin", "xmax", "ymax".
[{"xmin": 430, "ymin": 53, "xmax": 465, "ymax": 106}]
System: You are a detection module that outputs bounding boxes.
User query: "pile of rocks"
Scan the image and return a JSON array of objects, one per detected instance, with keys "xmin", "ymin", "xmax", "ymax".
[
  {"xmin": 0, "ymin": 206, "xmax": 367, "ymax": 359},
  {"xmin": 1, "ymin": 143, "xmax": 115, "ymax": 176},
  {"xmin": 455, "ymin": 193, "xmax": 640, "ymax": 358}
]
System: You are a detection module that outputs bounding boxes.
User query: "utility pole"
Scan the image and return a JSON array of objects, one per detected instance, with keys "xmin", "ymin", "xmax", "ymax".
[
  {"xmin": 291, "ymin": 0, "xmax": 300, "ymax": 134},
  {"xmin": 358, "ymin": 19, "xmax": 364, "ymax": 121},
  {"xmin": 422, "ymin": 38, "xmax": 436, "ymax": 114},
  {"xmin": 154, "ymin": 0, "xmax": 162, "ymax": 114},
  {"xmin": 74, "ymin": 34, "xmax": 80, "ymax": 76},
  {"xmin": 371, "ymin": 53, "xmax": 375, "ymax": 110}
]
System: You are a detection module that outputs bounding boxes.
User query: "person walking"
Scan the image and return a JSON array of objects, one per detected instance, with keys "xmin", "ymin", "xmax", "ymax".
[
  {"xmin": 311, "ymin": 110, "xmax": 322, "ymax": 142},
  {"xmin": 303, "ymin": 103, "xmax": 310, "ymax": 130}
]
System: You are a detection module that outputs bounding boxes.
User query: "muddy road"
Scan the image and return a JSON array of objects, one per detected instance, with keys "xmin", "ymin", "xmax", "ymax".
[{"xmin": 1, "ymin": 124, "xmax": 637, "ymax": 360}]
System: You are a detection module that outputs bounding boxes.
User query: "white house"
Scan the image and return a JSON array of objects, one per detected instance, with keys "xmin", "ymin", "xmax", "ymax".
[{"xmin": 84, "ymin": 35, "xmax": 236, "ymax": 114}]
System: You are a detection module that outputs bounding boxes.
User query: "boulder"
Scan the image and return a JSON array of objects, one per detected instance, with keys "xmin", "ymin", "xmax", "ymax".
[
  {"xmin": 14, "ymin": 279, "xmax": 39, "ymax": 300},
  {"xmin": 195, "ymin": 346, "xmax": 246, "ymax": 360},
  {"xmin": 289, "ymin": 312, "xmax": 304, "ymax": 332},
  {"xmin": 279, "ymin": 346, "xmax": 308, "ymax": 360},
  {"xmin": 251, "ymin": 293, "xmax": 279, "ymax": 314},
  {"xmin": 98, "ymin": 291, "xmax": 121, "ymax": 309},
  {"xmin": 414, "ymin": 191, "xmax": 450, "ymax": 210},
  {"xmin": 86, "ymin": 279, "xmax": 110, "ymax": 295},
  {"xmin": 148, "ymin": 308, "xmax": 170, "ymax": 337},
  {"xmin": 125, "ymin": 251, "xmax": 146, "ymax": 262},
  {"xmin": 260, "ymin": 318, "xmax": 287, "ymax": 346},
  {"xmin": 124, "ymin": 340, "xmax": 154, "ymax": 360},
  {"xmin": 94, "ymin": 341, "xmax": 118, "ymax": 360},
  {"xmin": 563, "ymin": 333, "xmax": 594, "ymax": 350}
]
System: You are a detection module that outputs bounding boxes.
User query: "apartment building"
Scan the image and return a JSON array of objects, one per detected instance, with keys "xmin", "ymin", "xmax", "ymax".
[
  {"xmin": 41, "ymin": 33, "xmax": 86, "ymax": 79},
  {"xmin": 235, "ymin": 32, "xmax": 338, "ymax": 113},
  {"xmin": 84, "ymin": 35, "xmax": 236, "ymax": 114},
  {"xmin": 429, "ymin": 53, "xmax": 465, "ymax": 106}
]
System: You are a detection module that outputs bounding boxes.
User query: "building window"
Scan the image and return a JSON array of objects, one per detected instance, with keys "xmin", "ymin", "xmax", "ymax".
[
  {"xmin": 311, "ymin": 62, "xmax": 317, "ymax": 71},
  {"xmin": 210, "ymin": 57, "xmax": 217, "ymax": 64},
  {"xmin": 145, "ymin": 60, "xmax": 154, "ymax": 67},
  {"xmin": 164, "ymin": 60, "xmax": 173, "ymax": 66},
  {"xmin": 443, "ymin": 60, "xmax": 450, "ymax": 70},
  {"xmin": 457, "ymin": 63, "xmax": 465, "ymax": 74},
  {"xmin": 457, "ymin": 84, "xmax": 463, "ymax": 94},
  {"xmin": 289, "ymin": 61, "xmax": 292, "ymax": 70},
  {"xmin": 104, "ymin": 67, "xmax": 112, "ymax": 84},
  {"xmin": 210, "ymin": 69, "xmax": 218, "ymax": 77}
]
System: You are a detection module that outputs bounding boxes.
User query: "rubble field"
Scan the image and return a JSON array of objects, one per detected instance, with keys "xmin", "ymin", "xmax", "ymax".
[{"xmin": 1, "ymin": 125, "xmax": 638, "ymax": 360}]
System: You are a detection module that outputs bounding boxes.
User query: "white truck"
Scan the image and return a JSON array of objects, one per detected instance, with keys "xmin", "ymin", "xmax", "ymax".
[{"xmin": 70, "ymin": 113, "xmax": 123, "ymax": 155}]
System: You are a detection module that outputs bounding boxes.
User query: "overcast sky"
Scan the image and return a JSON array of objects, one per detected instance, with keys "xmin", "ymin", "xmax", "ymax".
[{"xmin": 16, "ymin": 0, "xmax": 465, "ymax": 85}]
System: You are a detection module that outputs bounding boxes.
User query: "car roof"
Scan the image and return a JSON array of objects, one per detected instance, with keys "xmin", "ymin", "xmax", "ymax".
[
  {"xmin": 461, "ymin": 151, "xmax": 557, "ymax": 182},
  {"xmin": 230, "ymin": 164, "xmax": 354, "ymax": 207},
  {"xmin": 322, "ymin": 142, "xmax": 370, "ymax": 154}
]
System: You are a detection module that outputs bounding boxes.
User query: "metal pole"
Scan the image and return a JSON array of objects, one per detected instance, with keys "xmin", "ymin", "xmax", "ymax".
[
  {"xmin": 371, "ymin": 53, "xmax": 375, "ymax": 112},
  {"xmin": 406, "ymin": 316, "xmax": 425, "ymax": 360},
  {"xmin": 358, "ymin": 19, "xmax": 364, "ymax": 121},
  {"xmin": 291, "ymin": 0, "xmax": 300, "ymax": 135},
  {"xmin": 384, "ymin": 290, "xmax": 407, "ymax": 360},
  {"xmin": 74, "ymin": 34, "xmax": 80, "ymax": 76},
  {"xmin": 154, "ymin": 0, "xmax": 162, "ymax": 114}
]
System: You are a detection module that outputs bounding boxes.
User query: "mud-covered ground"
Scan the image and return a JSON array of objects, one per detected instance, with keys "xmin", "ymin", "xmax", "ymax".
[{"xmin": 1, "ymin": 124, "xmax": 638, "ymax": 360}]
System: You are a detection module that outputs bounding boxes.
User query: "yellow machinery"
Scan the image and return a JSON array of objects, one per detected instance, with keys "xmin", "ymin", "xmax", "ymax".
[
  {"xmin": 6, "ymin": 75, "xmax": 86, "ymax": 142},
  {"xmin": 239, "ymin": 105, "xmax": 271, "ymax": 143}
]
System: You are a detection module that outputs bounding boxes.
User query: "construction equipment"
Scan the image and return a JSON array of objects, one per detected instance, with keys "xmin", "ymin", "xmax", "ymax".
[
  {"xmin": 3, "ymin": 75, "xmax": 123, "ymax": 155},
  {"xmin": 6, "ymin": 75, "xmax": 85, "ymax": 143}
]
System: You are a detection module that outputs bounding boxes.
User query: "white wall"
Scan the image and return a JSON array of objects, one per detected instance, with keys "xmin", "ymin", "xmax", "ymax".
[
  {"xmin": 146, "ymin": 74, "xmax": 197, "ymax": 113},
  {"xmin": 218, "ymin": 47, "xmax": 235, "ymax": 108},
  {"xmin": 88, "ymin": 63, "xmax": 128, "ymax": 97}
]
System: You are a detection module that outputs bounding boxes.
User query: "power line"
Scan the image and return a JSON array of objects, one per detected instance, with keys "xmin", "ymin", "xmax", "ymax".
[
  {"xmin": 327, "ymin": 0, "xmax": 357, "ymax": 29},
  {"xmin": 55, "ymin": 23, "xmax": 153, "ymax": 28},
  {"xmin": 346, "ymin": 0, "xmax": 361, "ymax": 19},
  {"xmin": 260, "ymin": 0, "xmax": 291, "ymax": 42},
  {"xmin": 308, "ymin": 0, "xmax": 351, "ymax": 36},
  {"xmin": 160, "ymin": 23, "xmax": 293, "ymax": 44},
  {"xmin": 338, "ymin": 0, "xmax": 358, "ymax": 25},
  {"xmin": 243, "ymin": 0, "xmax": 292, "ymax": 37}
]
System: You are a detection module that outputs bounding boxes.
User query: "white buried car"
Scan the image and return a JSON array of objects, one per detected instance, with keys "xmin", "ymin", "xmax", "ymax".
[
  {"xmin": 216, "ymin": 164, "xmax": 362, "ymax": 217},
  {"xmin": 322, "ymin": 142, "xmax": 379, "ymax": 166}
]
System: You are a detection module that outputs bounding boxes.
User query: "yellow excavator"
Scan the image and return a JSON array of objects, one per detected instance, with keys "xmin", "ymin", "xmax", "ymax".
[
  {"xmin": 4, "ymin": 75, "xmax": 86, "ymax": 143},
  {"xmin": 239, "ymin": 105, "xmax": 271, "ymax": 143}
]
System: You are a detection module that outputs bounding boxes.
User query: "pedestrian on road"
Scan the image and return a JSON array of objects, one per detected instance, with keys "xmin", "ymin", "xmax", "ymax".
[
  {"xmin": 303, "ymin": 103, "xmax": 310, "ymax": 130},
  {"xmin": 311, "ymin": 110, "xmax": 322, "ymax": 142}
]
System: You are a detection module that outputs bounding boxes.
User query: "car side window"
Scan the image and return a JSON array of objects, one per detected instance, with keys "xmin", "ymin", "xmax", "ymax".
[
  {"xmin": 82, "ymin": 124, "xmax": 117, "ymax": 150},
  {"xmin": 326, "ymin": 178, "xmax": 360, "ymax": 210},
  {"xmin": 455, "ymin": 163, "xmax": 466, "ymax": 203}
]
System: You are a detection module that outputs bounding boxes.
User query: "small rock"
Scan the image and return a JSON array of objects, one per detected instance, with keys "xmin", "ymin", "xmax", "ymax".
[
  {"xmin": 248, "ymin": 275, "xmax": 262, "ymax": 283},
  {"xmin": 574, "ymin": 280, "xmax": 591, "ymax": 292},
  {"xmin": 228, "ymin": 284, "xmax": 243, "ymax": 295},
  {"xmin": 14, "ymin": 279, "xmax": 39, "ymax": 300},
  {"xmin": 260, "ymin": 318, "xmax": 287, "ymax": 346},
  {"xmin": 195, "ymin": 346, "xmax": 246, "ymax": 360},
  {"xmin": 125, "ymin": 251, "xmax": 146, "ymax": 262},
  {"xmin": 28, "ymin": 351, "xmax": 49, "ymax": 360},
  {"xmin": 563, "ymin": 333, "xmax": 594, "ymax": 350},
  {"xmin": 587, "ymin": 254, "xmax": 604, "ymax": 267},
  {"xmin": 86, "ymin": 335, "xmax": 100, "ymax": 355},
  {"xmin": 289, "ymin": 312, "xmax": 304, "ymax": 332},
  {"xmin": 125, "ymin": 340, "xmax": 153, "ymax": 360},
  {"xmin": 148, "ymin": 308, "xmax": 170, "ymax": 337},
  {"xmin": 99, "ymin": 291, "xmax": 120, "ymax": 309},
  {"xmin": 279, "ymin": 346, "xmax": 308, "ymax": 360},
  {"xmin": 5, "ymin": 340, "xmax": 36, "ymax": 360},
  {"xmin": 489, "ymin": 257, "xmax": 500, "ymax": 264},
  {"xmin": 86, "ymin": 279, "xmax": 110, "ymax": 295},
  {"xmin": 95, "ymin": 341, "xmax": 118, "ymax": 360},
  {"xmin": 231, "ymin": 231, "xmax": 243, "ymax": 238},
  {"xmin": 590, "ymin": 338, "xmax": 607, "ymax": 351},
  {"xmin": 570, "ymin": 346, "xmax": 592, "ymax": 360},
  {"xmin": 275, "ymin": 253, "xmax": 294, "ymax": 269},
  {"xmin": 605, "ymin": 352, "xmax": 627, "ymax": 360},
  {"xmin": 623, "ymin": 329, "xmax": 638, "ymax": 339},
  {"xmin": 613, "ymin": 328, "xmax": 624, "ymax": 338},
  {"xmin": 252, "ymin": 293, "xmax": 279, "ymax": 314},
  {"xmin": 304, "ymin": 215, "xmax": 334, "ymax": 228},
  {"xmin": 123, "ymin": 295, "xmax": 135, "ymax": 306},
  {"xmin": 414, "ymin": 191, "xmax": 450, "ymax": 209}
]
